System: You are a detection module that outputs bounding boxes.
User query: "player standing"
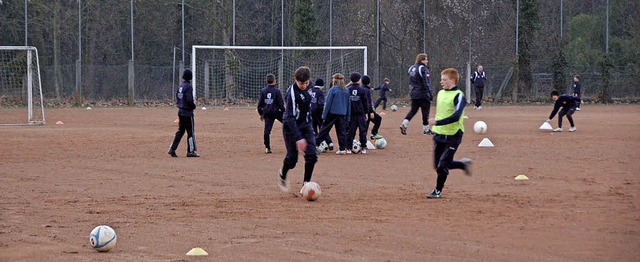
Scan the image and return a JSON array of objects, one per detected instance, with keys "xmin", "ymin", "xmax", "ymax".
[
  {"xmin": 257, "ymin": 74, "xmax": 285, "ymax": 154},
  {"xmin": 168, "ymin": 69, "xmax": 200, "ymax": 157},
  {"xmin": 309, "ymin": 78, "xmax": 334, "ymax": 151},
  {"xmin": 346, "ymin": 72, "xmax": 370, "ymax": 154},
  {"xmin": 361, "ymin": 75, "xmax": 383, "ymax": 140}
]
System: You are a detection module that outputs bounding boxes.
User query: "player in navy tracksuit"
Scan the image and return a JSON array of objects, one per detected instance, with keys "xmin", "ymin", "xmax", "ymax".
[
  {"xmin": 361, "ymin": 75, "xmax": 383, "ymax": 140},
  {"xmin": 309, "ymin": 78, "xmax": 333, "ymax": 150},
  {"xmin": 400, "ymin": 53, "xmax": 434, "ymax": 135},
  {"xmin": 278, "ymin": 67, "xmax": 317, "ymax": 193},
  {"xmin": 373, "ymin": 78, "xmax": 392, "ymax": 110},
  {"xmin": 572, "ymin": 75, "xmax": 582, "ymax": 111},
  {"xmin": 546, "ymin": 90, "xmax": 579, "ymax": 132},
  {"xmin": 470, "ymin": 65, "xmax": 487, "ymax": 109},
  {"xmin": 346, "ymin": 72, "xmax": 370, "ymax": 154},
  {"xmin": 257, "ymin": 74, "xmax": 285, "ymax": 154},
  {"xmin": 168, "ymin": 69, "xmax": 199, "ymax": 157}
]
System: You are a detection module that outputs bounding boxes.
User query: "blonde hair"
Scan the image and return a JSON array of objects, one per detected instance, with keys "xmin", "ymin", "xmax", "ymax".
[
  {"xmin": 415, "ymin": 53, "xmax": 428, "ymax": 64},
  {"xmin": 332, "ymin": 73, "xmax": 346, "ymax": 89}
]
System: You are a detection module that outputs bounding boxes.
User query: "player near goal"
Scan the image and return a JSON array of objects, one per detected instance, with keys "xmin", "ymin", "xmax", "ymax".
[{"xmin": 278, "ymin": 66, "xmax": 318, "ymax": 193}]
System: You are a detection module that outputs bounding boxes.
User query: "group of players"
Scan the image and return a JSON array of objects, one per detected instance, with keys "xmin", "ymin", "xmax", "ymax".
[{"xmin": 166, "ymin": 53, "xmax": 583, "ymax": 199}]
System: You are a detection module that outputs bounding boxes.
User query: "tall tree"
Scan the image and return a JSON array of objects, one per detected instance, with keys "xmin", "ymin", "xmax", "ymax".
[
  {"xmin": 293, "ymin": 0, "xmax": 319, "ymax": 46},
  {"xmin": 514, "ymin": 0, "xmax": 540, "ymax": 102}
]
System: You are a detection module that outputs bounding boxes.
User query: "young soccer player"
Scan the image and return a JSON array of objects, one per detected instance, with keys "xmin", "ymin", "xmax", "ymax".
[
  {"xmin": 373, "ymin": 78, "xmax": 392, "ymax": 110},
  {"xmin": 401, "ymin": 53, "xmax": 434, "ymax": 136},
  {"xmin": 572, "ymin": 75, "xmax": 582, "ymax": 111},
  {"xmin": 168, "ymin": 69, "xmax": 200, "ymax": 157},
  {"xmin": 309, "ymin": 78, "xmax": 334, "ymax": 151},
  {"xmin": 361, "ymin": 75, "xmax": 383, "ymax": 140},
  {"xmin": 546, "ymin": 90, "xmax": 579, "ymax": 132},
  {"xmin": 257, "ymin": 74, "xmax": 285, "ymax": 154},
  {"xmin": 316, "ymin": 73, "xmax": 351, "ymax": 155},
  {"xmin": 346, "ymin": 72, "xmax": 370, "ymax": 154},
  {"xmin": 278, "ymin": 66, "xmax": 318, "ymax": 193},
  {"xmin": 426, "ymin": 68, "xmax": 472, "ymax": 199}
]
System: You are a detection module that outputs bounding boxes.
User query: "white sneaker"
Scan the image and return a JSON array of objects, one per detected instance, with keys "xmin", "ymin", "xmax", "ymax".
[
  {"xmin": 553, "ymin": 128, "xmax": 563, "ymax": 132},
  {"xmin": 361, "ymin": 148, "xmax": 367, "ymax": 154},
  {"xmin": 477, "ymin": 106, "xmax": 482, "ymax": 110},
  {"xmin": 576, "ymin": 107, "xmax": 581, "ymax": 111},
  {"xmin": 278, "ymin": 170, "xmax": 289, "ymax": 192},
  {"xmin": 569, "ymin": 127, "xmax": 576, "ymax": 132},
  {"xmin": 336, "ymin": 150, "xmax": 347, "ymax": 155}
]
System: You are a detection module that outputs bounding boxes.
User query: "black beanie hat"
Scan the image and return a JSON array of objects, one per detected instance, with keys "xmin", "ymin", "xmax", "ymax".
[
  {"xmin": 350, "ymin": 72, "xmax": 361, "ymax": 83},
  {"xmin": 361, "ymin": 75, "xmax": 371, "ymax": 86},
  {"xmin": 315, "ymin": 78, "xmax": 324, "ymax": 87},
  {"xmin": 182, "ymin": 69, "xmax": 193, "ymax": 81}
]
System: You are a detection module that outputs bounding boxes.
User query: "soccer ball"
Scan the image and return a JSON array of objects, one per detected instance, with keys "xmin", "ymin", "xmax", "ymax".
[
  {"xmin": 300, "ymin": 181, "xmax": 321, "ymax": 201},
  {"xmin": 374, "ymin": 137, "xmax": 387, "ymax": 149},
  {"xmin": 390, "ymin": 105, "xmax": 398, "ymax": 111},
  {"xmin": 351, "ymin": 139, "xmax": 361, "ymax": 154},
  {"xmin": 473, "ymin": 121, "xmax": 488, "ymax": 134},
  {"xmin": 317, "ymin": 141, "xmax": 329, "ymax": 153},
  {"xmin": 89, "ymin": 225, "xmax": 117, "ymax": 252}
]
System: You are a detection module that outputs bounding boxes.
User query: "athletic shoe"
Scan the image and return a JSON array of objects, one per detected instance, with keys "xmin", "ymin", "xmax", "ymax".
[
  {"xmin": 477, "ymin": 106, "xmax": 482, "ymax": 110},
  {"xmin": 426, "ymin": 188, "xmax": 442, "ymax": 199},
  {"xmin": 460, "ymin": 158, "xmax": 472, "ymax": 176},
  {"xmin": 328, "ymin": 143, "xmax": 334, "ymax": 151},
  {"xmin": 168, "ymin": 149, "xmax": 177, "ymax": 157},
  {"xmin": 278, "ymin": 170, "xmax": 289, "ymax": 192},
  {"xmin": 265, "ymin": 148, "xmax": 272, "ymax": 154},
  {"xmin": 553, "ymin": 128, "xmax": 563, "ymax": 132},
  {"xmin": 576, "ymin": 107, "xmax": 581, "ymax": 111},
  {"xmin": 371, "ymin": 134, "xmax": 383, "ymax": 140},
  {"xmin": 346, "ymin": 149, "xmax": 353, "ymax": 155},
  {"xmin": 361, "ymin": 148, "xmax": 367, "ymax": 154},
  {"xmin": 400, "ymin": 125, "xmax": 407, "ymax": 135},
  {"xmin": 300, "ymin": 181, "xmax": 308, "ymax": 194},
  {"xmin": 569, "ymin": 127, "xmax": 576, "ymax": 132},
  {"xmin": 336, "ymin": 150, "xmax": 347, "ymax": 155},
  {"xmin": 423, "ymin": 130, "xmax": 434, "ymax": 135},
  {"xmin": 186, "ymin": 152, "xmax": 200, "ymax": 157}
]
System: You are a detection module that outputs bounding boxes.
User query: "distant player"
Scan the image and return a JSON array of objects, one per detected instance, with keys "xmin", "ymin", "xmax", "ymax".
[
  {"xmin": 168, "ymin": 69, "xmax": 200, "ymax": 158},
  {"xmin": 278, "ymin": 66, "xmax": 318, "ymax": 193},
  {"xmin": 470, "ymin": 65, "xmax": 487, "ymax": 110},
  {"xmin": 400, "ymin": 53, "xmax": 434, "ymax": 136},
  {"xmin": 546, "ymin": 90, "xmax": 579, "ymax": 132},
  {"xmin": 309, "ymin": 78, "xmax": 334, "ymax": 151},
  {"xmin": 572, "ymin": 75, "xmax": 582, "ymax": 111},
  {"xmin": 373, "ymin": 78, "xmax": 392, "ymax": 110},
  {"xmin": 361, "ymin": 75, "xmax": 383, "ymax": 140},
  {"xmin": 426, "ymin": 68, "xmax": 472, "ymax": 199},
  {"xmin": 257, "ymin": 74, "xmax": 285, "ymax": 154},
  {"xmin": 346, "ymin": 72, "xmax": 370, "ymax": 154}
]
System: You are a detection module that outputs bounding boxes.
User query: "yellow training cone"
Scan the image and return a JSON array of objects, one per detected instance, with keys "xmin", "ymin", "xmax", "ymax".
[
  {"xmin": 515, "ymin": 174, "xmax": 529, "ymax": 181},
  {"xmin": 186, "ymin": 247, "xmax": 209, "ymax": 256}
]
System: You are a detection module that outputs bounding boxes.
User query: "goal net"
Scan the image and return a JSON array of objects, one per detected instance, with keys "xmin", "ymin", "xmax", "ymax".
[
  {"xmin": 191, "ymin": 46, "xmax": 367, "ymax": 107},
  {"xmin": 0, "ymin": 46, "xmax": 46, "ymax": 125}
]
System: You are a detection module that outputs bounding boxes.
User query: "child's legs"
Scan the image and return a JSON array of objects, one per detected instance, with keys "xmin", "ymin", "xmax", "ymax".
[
  {"xmin": 566, "ymin": 108, "xmax": 575, "ymax": 127},
  {"xmin": 558, "ymin": 108, "xmax": 568, "ymax": 128},
  {"xmin": 183, "ymin": 115, "xmax": 196, "ymax": 152},
  {"xmin": 301, "ymin": 125, "xmax": 318, "ymax": 183},
  {"xmin": 316, "ymin": 114, "xmax": 336, "ymax": 146},
  {"xmin": 170, "ymin": 120, "xmax": 187, "ymax": 150},
  {"xmin": 334, "ymin": 115, "xmax": 348, "ymax": 151},
  {"xmin": 371, "ymin": 113, "xmax": 382, "ymax": 135},
  {"xmin": 347, "ymin": 114, "xmax": 358, "ymax": 149},
  {"xmin": 357, "ymin": 115, "xmax": 368, "ymax": 146},
  {"xmin": 418, "ymin": 98, "xmax": 431, "ymax": 126},
  {"xmin": 434, "ymin": 140, "xmax": 460, "ymax": 191},
  {"xmin": 404, "ymin": 99, "xmax": 421, "ymax": 122},
  {"xmin": 263, "ymin": 116, "xmax": 276, "ymax": 148},
  {"xmin": 382, "ymin": 98, "xmax": 387, "ymax": 110},
  {"xmin": 281, "ymin": 130, "xmax": 299, "ymax": 178}
]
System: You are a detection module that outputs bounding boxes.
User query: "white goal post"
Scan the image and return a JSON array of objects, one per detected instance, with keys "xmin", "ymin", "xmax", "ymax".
[
  {"xmin": 0, "ymin": 46, "xmax": 46, "ymax": 126},
  {"xmin": 191, "ymin": 45, "xmax": 367, "ymax": 106}
]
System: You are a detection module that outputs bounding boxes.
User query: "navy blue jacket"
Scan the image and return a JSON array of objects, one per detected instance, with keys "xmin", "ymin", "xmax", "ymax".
[
  {"xmin": 176, "ymin": 81, "xmax": 196, "ymax": 116},
  {"xmin": 362, "ymin": 84, "xmax": 375, "ymax": 112},
  {"xmin": 257, "ymin": 84, "xmax": 285, "ymax": 116},
  {"xmin": 407, "ymin": 63, "xmax": 433, "ymax": 100},
  {"xmin": 374, "ymin": 83, "xmax": 391, "ymax": 99},
  {"xmin": 548, "ymin": 94, "xmax": 580, "ymax": 120},
  {"xmin": 283, "ymin": 83, "xmax": 313, "ymax": 141},
  {"xmin": 471, "ymin": 71, "xmax": 487, "ymax": 87},
  {"xmin": 348, "ymin": 83, "xmax": 369, "ymax": 115},
  {"xmin": 572, "ymin": 81, "xmax": 581, "ymax": 96},
  {"xmin": 309, "ymin": 86, "xmax": 326, "ymax": 114}
]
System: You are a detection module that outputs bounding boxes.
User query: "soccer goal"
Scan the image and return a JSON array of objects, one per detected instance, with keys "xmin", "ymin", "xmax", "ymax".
[
  {"xmin": 191, "ymin": 45, "xmax": 367, "ymax": 106},
  {"xmin": 0, "ymin": 46, "xmax": 46, "ymax": 126}
]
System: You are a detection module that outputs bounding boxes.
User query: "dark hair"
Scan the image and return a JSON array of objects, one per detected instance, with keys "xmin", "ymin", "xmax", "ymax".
[
  {"xmin": 550, "ymin": 90, "xmax": 560, "ymax": 97},
  {"xmin": 294, "ymin": 66, "xmax": 311, "ymax": 82},
  {"xmin": 182, "ymin": 69, "xmax": 192, "ymax": 81},
  {"xmin": 349, "ymin": 72, "xmax": 361, "ymax": 83},
  {"xmin": 574, "ymin": 75, "xmax": 580, "ymax": 81},
  {"xmin": 266, "ymin": 74, "xmax": 276, "ymax": 84},
  {"xmin": 314, "ymin": 78, "xmax": 324, "ymax": 87},
  {"xmin": 361, "ymin": 75, "xmax": 371, "ymax": 86}
]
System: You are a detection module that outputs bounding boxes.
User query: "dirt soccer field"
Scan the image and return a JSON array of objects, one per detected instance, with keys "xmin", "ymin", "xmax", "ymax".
[{"xmin": 1, "ymin": 105, "xmax": 639, "ymax": 261}]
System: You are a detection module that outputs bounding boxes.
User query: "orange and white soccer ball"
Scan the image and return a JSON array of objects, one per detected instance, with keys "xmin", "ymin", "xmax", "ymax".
[{"xmin": 300, "ymin": 182, "xmax": 321, "ymax": 201}]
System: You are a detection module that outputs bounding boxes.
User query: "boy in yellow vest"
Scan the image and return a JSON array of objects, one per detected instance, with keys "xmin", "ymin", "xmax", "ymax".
[{"xmin": 426, "ymin": 68, "xmax": 472, "ymax": 199}]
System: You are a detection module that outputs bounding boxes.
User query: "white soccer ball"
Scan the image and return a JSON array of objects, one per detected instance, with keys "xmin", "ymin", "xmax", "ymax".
[
  {"xmin": 390, "ymin": 105, "xmax": 398, "ymax": 111},
  {"xmin": 473, "ymin": 121, "xmax": 488, "ymax": 134},
  {"xmin": 301, "ymin": 181, "xmax": 321, "ymax": 201},
  {"xmin": 89, "ymin": 225, "xmax": 117, "ymax": 252},
  {"xmin": 351, "ymin": 139, "xmax": 361, "ymax": 154},
  {"xmin": 318, "ymin": 141, "xmax": 329, "ymax": 153},
  {"xmin": 374, "ymin": 137, "xmax": 387, "ymax": 149}
]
